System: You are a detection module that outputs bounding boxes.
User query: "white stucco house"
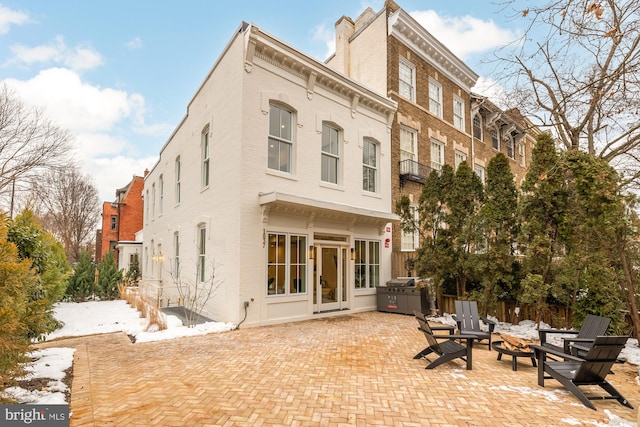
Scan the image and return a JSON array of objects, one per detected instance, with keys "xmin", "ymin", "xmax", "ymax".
[{"xmin": 140, "ymin": 22, "xmax": 397, "ymax": 327}]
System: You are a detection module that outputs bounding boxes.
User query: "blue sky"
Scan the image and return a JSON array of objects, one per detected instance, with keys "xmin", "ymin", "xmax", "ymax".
[{"xmin": 0, "ymin": 1, "xmax": 525, "ymax": 202}]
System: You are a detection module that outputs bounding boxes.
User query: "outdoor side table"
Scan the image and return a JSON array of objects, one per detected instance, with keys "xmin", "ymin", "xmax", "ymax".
[{"xmin": 491, "ymin": 341, "xmax": 537, "ymax": 371}]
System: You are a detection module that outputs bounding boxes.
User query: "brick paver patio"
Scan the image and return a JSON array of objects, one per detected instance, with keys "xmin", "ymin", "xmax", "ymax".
[{"xmin": 39, "ymin": 311, "xmax": 639, "ymax": 426}]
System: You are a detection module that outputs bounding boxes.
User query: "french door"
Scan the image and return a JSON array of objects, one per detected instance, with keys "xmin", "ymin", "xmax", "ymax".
[{"xmin": 313, "ymin": 245, "xmax": 348, "ymax": 312}]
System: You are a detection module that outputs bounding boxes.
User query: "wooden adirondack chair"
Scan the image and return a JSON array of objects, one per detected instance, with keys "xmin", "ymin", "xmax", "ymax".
[
  {"xmin": 538, "ymin": 314, "xmax": 610, "ymax": 357},
  {"xmin": 530, "ymin": 336, "xmax": 633, "ymax": 410},
  {"xmin": 453, "ymin": 300, "xmax": 497, "ymax": 350},
  {"xmin": 413, "ymin": 311, "xmax": 476, "ymax": 370}
]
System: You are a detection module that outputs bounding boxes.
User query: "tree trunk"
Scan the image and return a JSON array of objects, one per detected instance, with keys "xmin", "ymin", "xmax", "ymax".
[{"xmin": 616, "ymin": 235, "xmax": 640, "ymax": 342}]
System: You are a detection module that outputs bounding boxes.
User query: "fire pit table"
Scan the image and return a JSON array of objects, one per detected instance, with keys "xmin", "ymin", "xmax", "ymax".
[{"xmin": 491, "ymin": 341, "xmax": 537, "ymax": 371}]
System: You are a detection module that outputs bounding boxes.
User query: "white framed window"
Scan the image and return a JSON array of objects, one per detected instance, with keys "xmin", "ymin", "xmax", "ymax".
[
  {"xmin": 400, "ymin": 126, "xmax": 418, "ymax": 175},
  {"xmin": 268, "ymin": 104, "xmax": 293, "ymax": 173},
  {"xmin": 266, "ymin": 233, "xmax": 307, "ymax": 296},
  {"xmin": 202, "ymin": 127, "xmax": 210, "ymax": 188},
  {"xmin": 158, "ymin": 174, "xmax": 164, "ymax": 215},
  {"xmin": 491, "ymin": 128, "xmax": 500, "ymax": 150},
  {"xmin": 197, "ymin": 224, "xmax": 206, "ymax": 283},
  {"xmin": 430, "ymin": 139, "xmax": 444, "ymax": 171},
  {"xmin": 473, "ymin": 114, "xmax": 483, "ymax": 140},
  {"xmin": 362, "ymin": 138, "xmax": 378, "ymax": 193},
  {"xmin": 175, "ymin": 156, "xmax": 181, "ymax": 204},
  {"xmin": 453, "ymin": 96, "xmax": 465, "ymax": 131},
  {"xmin": 400, "ymin": 127, "xmax": 417, "ymax": 163},
  {"xmin": 454, "ymin": 150, "xmax": 467, "ymax": 170},
  {"xmin": 354, "ymin": 239, "xmax": 380, "ymax": 289},
  {"xmin": 401, "ymin": 205, "xmax": 419, "ymax": 251},
  {"xmin": 321, "ymin": 123, "xmax": 341, "ymax": 184},
  {"xmin": 110, "ymin": 215, "xmax": 117, "ymax": 230},
  {"xmin": 506, "ymin": 136, "xmax": 515, "ymax": 159},
  {"xmin": 145, "ymin": 190, "xmax": 149, "ymax": 224},
  {"xmin": 173, "ymin": 232, "xmax": 180, "ymax": 279},
  {"xmin": 144, "ymin": 246, "xmax": 148, "ymax": 277},
  {"xmin": 474, "ymin": 164, "xmax": 485, "ymax": 182},
  {"xmin": 429, "ymin": 79, "xmax": 443, "ymax": 118},
  {"xmin": 518, "ymin": 143, "xmax": 526, "ymax": 166},
  {"xmin": 150, "ymin": 239, "xmax": 155, "ymax": 276},
  {"xmin": 151, "ymin": 183, "xmax": 156, "ymax": 219},
  {"xmin": 399, "ymin": 58, "xmax": 416, "ymax": 102}
]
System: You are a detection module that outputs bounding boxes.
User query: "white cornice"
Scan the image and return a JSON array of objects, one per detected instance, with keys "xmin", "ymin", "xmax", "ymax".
[
  {"xmin": 388, "ymin": 9, "xmax": 478, "ymax": 91},
  {"xmin": 247, "ymin": 24, "xmax": 397, "ymax": 120}
]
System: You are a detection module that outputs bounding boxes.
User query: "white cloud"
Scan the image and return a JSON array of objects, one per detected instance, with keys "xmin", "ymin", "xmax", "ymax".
[
  {"xmin": 125, "ymin": 37, "xmax": 143, "ymax": 50},
  {"xmin": 86, "ymin": 155, "xmax": 157, "ymax": 202},
  {"xmin": 409, "ymin": 10, "xmax": 520, "ymax": 60},
  {"xmin": 472, "ymin": 76, "xmax": 508, "ymax": 108},
  {"xmin": 0, "ymin": 5, "xmax": 29, "ymax": 34},
  {"xmin": 1, "ymin": 68, "xmax": 168, "ymax": 201},
  {"xmin": 311, "ymin": 24, "xmax": 334, "ymax": 60},
  {"xmin": 3, "ymin": 68, "xmax": 138, "ymax": 133},
  {"xmin": 8, "ymin": 35, "xmax": 103, "ymax": 70}
]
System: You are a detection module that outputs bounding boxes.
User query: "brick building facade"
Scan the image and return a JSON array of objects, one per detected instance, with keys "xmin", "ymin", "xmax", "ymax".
[
  {"xmin": 96, "ymin": 173, "xmax": 145, "ymax": 268},
  {"xmin": 327, "ymin": 0, "xmax": 537, "ymax": 278}
]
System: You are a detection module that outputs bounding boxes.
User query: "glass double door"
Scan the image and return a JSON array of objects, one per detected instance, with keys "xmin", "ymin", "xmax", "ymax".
[{"xmin": 313, "ymin": 245, "xmax": 348, "ymax": 312}]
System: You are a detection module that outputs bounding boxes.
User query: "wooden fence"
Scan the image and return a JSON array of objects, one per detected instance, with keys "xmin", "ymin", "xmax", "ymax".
[{"xmin": 440, "ymin": 295, "xmax": 572, "ymax": 328}]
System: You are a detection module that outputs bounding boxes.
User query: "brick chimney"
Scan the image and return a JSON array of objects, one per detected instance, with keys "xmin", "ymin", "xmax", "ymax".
[{"xmin": 333, "ymin": 15, "xmax": 355, "ymax": 75}]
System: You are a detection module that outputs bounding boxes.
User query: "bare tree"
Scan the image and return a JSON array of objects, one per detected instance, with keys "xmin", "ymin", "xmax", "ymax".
[
  {"xmin": 0, "ymin": 84, "xmax": 74, "ymax": 207},
  {"xmin": 168, "ymin": 259, "xmax": 222, "ymax": 327},
  {"xmin": 495, "ymin": 0, "xmax": 640, "ymax": 189},
  {"xmin": 35, "ymin": 167, "xmax": 101, "ymax": 263}
]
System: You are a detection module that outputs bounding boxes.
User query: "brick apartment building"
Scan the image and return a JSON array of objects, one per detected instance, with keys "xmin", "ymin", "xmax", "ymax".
[
  {"xmin": 326, "ymin": 0, "xmax": 538, "ymax": 278},
  {"xmin": 96, "ymin": 172, "xmax": 145, "ymax": 270}
]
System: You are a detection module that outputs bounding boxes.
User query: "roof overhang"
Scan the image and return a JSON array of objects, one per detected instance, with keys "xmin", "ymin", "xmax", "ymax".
[
  {"xmin": 388, "ymin": 9, "xmax": 478, "ymax": 91},
  {"xmin": 259, "ymin": 192, "xmax": 397, "ymax": 235}
]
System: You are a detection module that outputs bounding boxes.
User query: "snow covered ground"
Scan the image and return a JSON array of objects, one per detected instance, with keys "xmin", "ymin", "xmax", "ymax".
[{"xmin": 2, "ymin": 301, "xmax": 639, "ymax": 426}]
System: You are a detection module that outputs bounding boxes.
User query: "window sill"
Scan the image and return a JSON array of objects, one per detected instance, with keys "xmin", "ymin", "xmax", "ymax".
[
  {"xmin": 361, "ymin": 191, "xmax": 382, "ymax": 199},
  {"xmin": 319, "ymin": 182, "xmax": 344, "ymax": 191},
  {"xmin": 265, "ymin": 169, "xmax": 297, "ymax": 181}
]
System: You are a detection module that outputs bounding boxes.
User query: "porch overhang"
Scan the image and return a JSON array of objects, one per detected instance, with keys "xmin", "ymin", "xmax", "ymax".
[{"xmin": 259, "ymin": 191, "xmax": 398, "ymax": 235}]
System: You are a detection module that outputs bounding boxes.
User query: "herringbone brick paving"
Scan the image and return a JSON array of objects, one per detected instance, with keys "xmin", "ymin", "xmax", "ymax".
[{"xmin": 39, "ymin": 311, "xmax": 639, "ymax": 426}]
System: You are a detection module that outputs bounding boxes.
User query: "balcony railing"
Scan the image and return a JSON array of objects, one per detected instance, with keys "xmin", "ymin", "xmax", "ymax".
[{"xmin": 399, "ymin": 159, "xmax": 432, "ymax": 185}]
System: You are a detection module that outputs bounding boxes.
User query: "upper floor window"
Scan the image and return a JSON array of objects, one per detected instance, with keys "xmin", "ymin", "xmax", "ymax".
[
  {"xmin": 430, "ymin": 139, "xmax": 444, "ymax": 171},
  {"xmin": 399, "ymin": 59, "xmax": 416, "ymax": 102},
  {"xmin": 268, "ymin": 104, "xmax": 293, "ymax": 173},
  {"xmin": 202, "ymin": 127, "xmax": 210, "ymax": 188},
  {"xmin": 197, "ymin": 224, "xmax": 206, "ymax": 283},
  {"xmin": 362, "ymin": 138, "xmax": 378, "ymax": 193},
  {"xmin": 454, "ymin": 150, "xmax": 467, "ymax": 171},
  {"xmin": 473, "ymin": 114, "xmax": 483, "ymax": 140},
  {"xmin": 321, "ymin": 123, "xmax": 341, "ymax": 184},
  {"xmin": 506, "ymin": 136, "xmax": 515, "ymax": 159},
  {"xmin": 400, "ymin": 127, "xmax": 417, "ymax": 163},
  {"xmin": 429, "ymin": 79, "xmax": 443, "ymax": 118},
  {"xmin": 518, "ymin": 142, "xmax": 526, "ymax": 166},
  {"xmin": 491, "ymin": 128, "xmax": 500, "ymax": 150},
  {"xmin": 145, "ymin": 190, "xmax": 149, "ymax": 223},
  {"xmin": 453, "ymin": 96, "xmax": 465, "ymax": 131},
  {"xmin": 175, "ymin": 156, "xmax": 181, "ymax": 204},
  {"xmin": 151, "ymin": 183, "xmax": 156, "ymax": 219},
  {"xmin": 158, "ymin": 174, "xmax": 164, "ymax": 215},
  {"xmin": 110, "ymin": 215, "xmax": 117, "ymax": 230},
  {"xmin": 354, "ymin": 239, "xmax": 380, "ymax": 289}
]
